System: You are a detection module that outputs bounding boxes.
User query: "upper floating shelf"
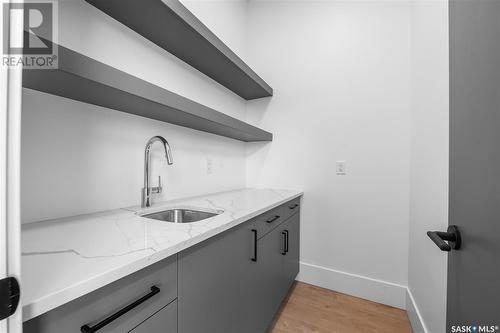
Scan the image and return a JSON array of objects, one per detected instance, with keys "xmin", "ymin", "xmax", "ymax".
[
  {"xmin": 22, "ymin": 43, "xmax": 273, "ymax": 142},
  {"xmin": 85, "ymin": 0, "xmax": 273, "ymax": 100}
]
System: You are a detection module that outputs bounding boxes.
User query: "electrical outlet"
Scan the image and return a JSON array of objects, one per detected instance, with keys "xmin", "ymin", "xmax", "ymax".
[
  {"xmin": 336, "ymin": 161, "xmax": 347, "ymax": 175},
  {"xmin": 206, "ymin": 158, "xmax": 213, "ymax": 175}
]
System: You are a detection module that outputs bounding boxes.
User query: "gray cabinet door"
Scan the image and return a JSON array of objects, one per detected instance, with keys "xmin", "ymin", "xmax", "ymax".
[
  {"xmin": 178, "ymin": 222, "xmax": 259, "ymax": 333},
  {"xmin": 252, "ymin": 224, "xmax": 289, "ymax": 332},
  {"xmin": 251, "ymin": 212, "xmax": 300, "ymax": 332},
  {"xmin": 281, "ymin": 213, "xmax": 300, "ymax": 287},
  {"xmin": 129, "ymin": 300, "xmax": 177, "ymax": 333}
]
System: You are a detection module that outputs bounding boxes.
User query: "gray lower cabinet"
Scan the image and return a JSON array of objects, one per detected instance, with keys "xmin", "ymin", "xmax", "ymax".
[
  {"xmin": 178, "ymin": 200, "xmax": 300, "ymax": 333},
  {"xmin": 252, "ymin": 211, "xmax": 300, "ymax": 331},
  {"xmin": 24, "ymin": 198, "xmax": 301, "ymax": 333}
]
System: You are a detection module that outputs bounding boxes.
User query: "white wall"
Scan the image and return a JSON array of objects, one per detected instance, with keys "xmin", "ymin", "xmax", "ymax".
[
  {"xmin": 21, "ymin": 2, "xmax": 450, "ymax": 324},
  {"xmin": 408, "ymin": 1, "xmax": 449, "ymax": 332},
  {"xmin": 180, "ymin": 0, "xmax": 248, "ymax": 61},
  {"xmin": 245, "ymin": 1, "xmax": 412, "ymax": 308},
  {"xmin": 21, "ymin": 0, "xmax": 250, "ymax": 223}
]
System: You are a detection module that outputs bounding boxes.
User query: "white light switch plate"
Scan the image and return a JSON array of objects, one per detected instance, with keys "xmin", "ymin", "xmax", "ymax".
[{"xmin": 336, "ymin": 161, "xmax": 347, "ymax": 175}]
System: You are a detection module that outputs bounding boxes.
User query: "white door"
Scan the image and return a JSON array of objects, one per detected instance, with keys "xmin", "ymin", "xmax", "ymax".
[{"xmin": 0, "ymin": 1, "xmax": 23, "ymax": 332}]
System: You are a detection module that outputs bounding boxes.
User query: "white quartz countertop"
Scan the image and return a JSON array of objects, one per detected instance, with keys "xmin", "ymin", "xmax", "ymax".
[{"xmin": 21, "ymin": 188, "xmax": 303, "ymax": 321}]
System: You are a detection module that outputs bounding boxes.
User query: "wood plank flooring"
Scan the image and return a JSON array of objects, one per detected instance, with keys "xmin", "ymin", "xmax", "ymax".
[{"xmin": 270, "ymin": 282, "xmax": 413, "ymax": 333}]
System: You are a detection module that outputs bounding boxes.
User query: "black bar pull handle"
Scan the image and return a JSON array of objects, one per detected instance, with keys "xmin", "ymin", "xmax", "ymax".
[
  {"xmin": 284, "ymin": 230, "xmax": 289, "ymax": 253},
  {"xmin": 289, "ymin": 203, "xmax": 299, "ymax": 210},
  {"xmin": 427, "ymin": 225, "xmax": 461, "ymax": 252},
  {"xmin": 80, "ymin": 286, "xmax": 160, "ymax": 333},
  {"xmin": 266, "ymin": 215, "xmax": 280, "ymax": 223},
  {"xmin": 281, "ymin": 231, "xmax": 287, "ymax": 255},
  {"xmin": 251, "ymin": 229, "xmax": 258, "ymax": 262}
]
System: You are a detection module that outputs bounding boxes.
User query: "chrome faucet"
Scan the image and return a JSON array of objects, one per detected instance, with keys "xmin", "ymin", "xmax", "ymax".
[{"xmin": 142, "ymin": 136, "xmax": 173, "ymax": 208}]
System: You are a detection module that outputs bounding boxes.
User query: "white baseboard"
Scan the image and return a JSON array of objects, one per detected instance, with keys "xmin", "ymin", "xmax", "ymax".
[
  {"xmin": 297, "ymin": 262, "xmax": 407, "ymax": 309},
  {"xmin": 406, "ymin": 289, "xmax": 428, "ymax": 333}
]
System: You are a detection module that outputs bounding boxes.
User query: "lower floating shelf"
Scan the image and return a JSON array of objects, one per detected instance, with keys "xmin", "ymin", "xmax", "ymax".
[{"xmin": 22, "ymin": 43, "xmax": 272, "ymax": 142}]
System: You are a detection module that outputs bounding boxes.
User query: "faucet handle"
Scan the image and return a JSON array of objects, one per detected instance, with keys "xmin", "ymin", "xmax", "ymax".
[{"xmin": 151, "ymin": 176, "xmax": 162, "ymax": 194}]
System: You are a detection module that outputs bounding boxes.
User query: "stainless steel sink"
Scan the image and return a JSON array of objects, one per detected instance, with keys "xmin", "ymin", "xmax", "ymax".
[{"xmin": 141, "ymin": 208, "xmax": 222, "ymax": 223}]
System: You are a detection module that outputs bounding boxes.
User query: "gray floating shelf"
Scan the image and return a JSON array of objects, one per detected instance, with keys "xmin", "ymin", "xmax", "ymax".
[
  {"xmin": 22, "ymin": 44, "xmax": 273, "ymax": 142},
  {"xmin": 84, "ymin": 0, "xmax": 273, "ymax": 100}
]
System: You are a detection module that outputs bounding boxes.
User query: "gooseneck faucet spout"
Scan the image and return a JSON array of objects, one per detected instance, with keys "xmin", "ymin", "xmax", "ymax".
[{"xmin": 142, "ymin": 136, "xmax": 173, "ymax": 208}]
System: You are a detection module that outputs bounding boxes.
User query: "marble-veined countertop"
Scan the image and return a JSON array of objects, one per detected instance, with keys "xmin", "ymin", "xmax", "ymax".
[{"xmin": 21, "ymin": 188, "xmax": 303, "ymax": 321}]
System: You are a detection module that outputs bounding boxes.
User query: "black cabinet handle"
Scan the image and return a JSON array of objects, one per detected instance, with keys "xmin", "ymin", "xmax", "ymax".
[
  {"xmin": 281, "ymin": 230, "xmax": 289, "ymax": 255},
  {"xmin": 251, "ymin": 229, "xmax": 258, "ymax": 262},
  {"xmin": 80, "ymin": 286, "xmax": 160, "ymax": 333},
  {"xmin": 427, "ymin": 225, "xmax": 461, "ymax": 252},
  {"xmin": 284, "ymin": 230, "xmax": 289, "ymax": 253},
  {"xmin": 281, "ymin": 231, "xmax": 287, "ymax": 255},
  {"xmin": 289, "ymin": 203, "xmax": 299, "ymax": 210},
  {"xmin": 266, "ymin": 215, "xmax": 280, "ymax": 223}
]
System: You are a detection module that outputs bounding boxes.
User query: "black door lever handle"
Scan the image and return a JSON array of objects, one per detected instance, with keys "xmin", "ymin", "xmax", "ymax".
[{"xmin": 427, "ymin": 225, "xmax": 461, "ymax": 252}]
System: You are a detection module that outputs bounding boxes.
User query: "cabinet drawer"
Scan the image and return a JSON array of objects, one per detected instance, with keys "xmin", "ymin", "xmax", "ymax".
[
  {"xmin": 24, "ymin": 255, "xmax": 177, "ymax": 333},
  {"xmin": 129, "ymin": 299, "xmax": 177, "ymax": 333},
  {"xmin": 252, "ymin": 205, "xmax": 285, "ymax": 239},
  {"xmin": 253, "ymin": 198, "xmax": 300, "ymax": 239},
  {"xmin": 281, "ymin": 197, "xmax": 300, "ymax": 222}
]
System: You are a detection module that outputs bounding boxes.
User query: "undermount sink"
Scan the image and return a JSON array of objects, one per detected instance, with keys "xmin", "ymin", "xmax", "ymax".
[{"xmin": 141, "ymin": 208, "xmax": 222, "ymax": 223}]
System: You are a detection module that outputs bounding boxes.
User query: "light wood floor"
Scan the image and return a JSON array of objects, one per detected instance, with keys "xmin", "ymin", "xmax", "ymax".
[{"xmin": 270, "ymin": 282, "xmax": 413, "ymax": 333}]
